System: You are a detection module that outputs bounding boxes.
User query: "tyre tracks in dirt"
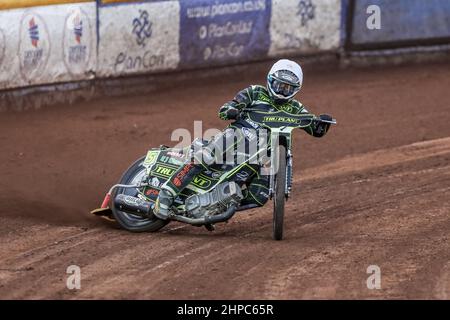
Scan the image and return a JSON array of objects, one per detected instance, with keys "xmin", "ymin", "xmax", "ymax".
[{"xmin": 1, "ymin": 133, "xmax": 449, "ymax": 299}]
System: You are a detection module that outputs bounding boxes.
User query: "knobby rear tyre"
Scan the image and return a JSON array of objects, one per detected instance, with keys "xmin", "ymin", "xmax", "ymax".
[{"xmin": 111, "ymin": 156, "xmax": 169, "ymax": 232}]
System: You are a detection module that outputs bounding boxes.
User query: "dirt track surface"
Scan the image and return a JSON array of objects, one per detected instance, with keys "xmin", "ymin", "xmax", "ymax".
[{"xmin": 1, "ymin": 61, "xmax": 450, "ymax": 299}]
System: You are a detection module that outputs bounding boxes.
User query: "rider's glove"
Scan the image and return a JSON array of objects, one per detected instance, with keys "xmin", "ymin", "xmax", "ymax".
[
  {"xmin": 226, "ymin": 107, "xmax": 240, "ymax": 120},
  {"xmin": 312, "ymin": 114, "xmax": 332, "ymax": 137}
]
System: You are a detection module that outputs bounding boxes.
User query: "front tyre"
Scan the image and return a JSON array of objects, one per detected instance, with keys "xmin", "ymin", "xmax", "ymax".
[
  {"xmin": 273, "ymin": 145, "xmax": 287, "ymax": 240},
  {"xmin": 112, "ymin": 156, "xmax": 169, "ymax": 232}
]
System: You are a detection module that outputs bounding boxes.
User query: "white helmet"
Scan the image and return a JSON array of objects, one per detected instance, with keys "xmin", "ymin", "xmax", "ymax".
[{"xmin": 267, "ymin": 59, "xmax": 303, "ymax": 103}]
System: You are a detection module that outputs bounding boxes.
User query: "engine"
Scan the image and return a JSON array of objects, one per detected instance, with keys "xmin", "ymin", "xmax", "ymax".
[{"xmin": 185, "ymin": 182, "xmax": 243, "ymax": 219}]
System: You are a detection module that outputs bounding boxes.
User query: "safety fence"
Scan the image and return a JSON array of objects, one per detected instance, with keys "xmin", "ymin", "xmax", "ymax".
[{"xmin": 0, "ymin": 0, "xmax": 449, "ymax": 91}]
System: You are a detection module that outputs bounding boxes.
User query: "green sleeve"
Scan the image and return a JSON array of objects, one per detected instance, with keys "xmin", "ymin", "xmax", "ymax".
[
  {"xmin": 291, "ymin": 100, "xmax": 320, "ymax": 137},
  {"xmin": 218, "ymin": 86, "xmax": 257, "ymax": 120}
]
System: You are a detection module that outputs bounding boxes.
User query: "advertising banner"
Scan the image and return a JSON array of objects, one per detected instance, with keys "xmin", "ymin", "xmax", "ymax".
[
  {"xmin": 97, "ymin": 1, "xmax": 180, "ymax": 77},
  {"xmin": 269, "ymin": 0, "xmax": 341, "ymax": 57},
  {"xmin": 179, "ymin": 0, "xmax": 272, "ymax": 68},
  {"xmin": 351, "ymin": 0, "xmax": 450, "ymax": 48},
  {"xmin": 0, "ymin": 2, "xmax": 96, "ymax": 90}
]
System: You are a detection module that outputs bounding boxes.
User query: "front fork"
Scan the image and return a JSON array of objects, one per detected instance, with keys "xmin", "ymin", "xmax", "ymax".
[
  {"xmin": 268, "ymin": 146, "xmax": 293, "ymax": 200},
  {"xmin": 286, "ymin": 149, "xmax": 293, "ymax": 199}
]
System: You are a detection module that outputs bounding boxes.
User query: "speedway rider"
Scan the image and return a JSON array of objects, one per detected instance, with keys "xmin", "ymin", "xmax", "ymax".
[{"xmin": 153, "ymin": 59, "xmax": 333, "ymax": 220}]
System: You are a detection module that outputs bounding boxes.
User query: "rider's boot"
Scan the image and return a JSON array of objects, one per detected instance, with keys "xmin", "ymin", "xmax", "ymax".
[
  {"xmin": 153, "ymin": 189, "xmax": 175, "ymax": 220},
  {"xmin": 153, "ymin": 163, "xmax": 203, "ymax": 220}
]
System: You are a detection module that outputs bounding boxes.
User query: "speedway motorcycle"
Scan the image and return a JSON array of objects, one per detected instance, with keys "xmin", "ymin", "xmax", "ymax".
[{"xmin": 92, "ymin": 110, "xmax": 336, "ymax": 240}]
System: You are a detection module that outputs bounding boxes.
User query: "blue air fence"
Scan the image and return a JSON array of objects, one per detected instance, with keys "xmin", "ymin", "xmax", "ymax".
[{"xmin": 347, "ymin": 0, "xmax": 450, "ymax": 50}]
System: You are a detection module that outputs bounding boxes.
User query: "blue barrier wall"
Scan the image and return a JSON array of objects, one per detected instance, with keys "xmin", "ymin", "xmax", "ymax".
[
  {"xmin": 351, "ymin": 0, "xmax": 450, "ymax": 48},
  {"xmin": 340, "ymin": 0, "xmax": 349, "ymax": 47}
]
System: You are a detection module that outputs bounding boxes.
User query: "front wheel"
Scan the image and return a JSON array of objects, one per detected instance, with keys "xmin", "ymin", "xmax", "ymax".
[
  {"xmin": 273, "ymin": 145, "xmax": 287, "ymax": 240},
  {"xmin": 111, "ymin": 156, "xmax": 169, "ymax": 232}
]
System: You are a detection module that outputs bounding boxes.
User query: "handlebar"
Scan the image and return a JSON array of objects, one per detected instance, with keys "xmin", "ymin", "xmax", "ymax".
[
  {"xmin": 239, "ymin": 108, "xmax": 337, "ymax": 125},
  {"xmin": 315, "ymin": 118, "xmax": 337, "ymax": 125}
]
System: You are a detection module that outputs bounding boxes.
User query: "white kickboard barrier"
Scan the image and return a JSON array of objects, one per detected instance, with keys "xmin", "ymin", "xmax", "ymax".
[
  {"xmin": 269, "ymin": 0, "xmax": 342, "ymax": 57},
  {"xmin": 0, "ymin": 0, "xmax": 343, "ymax": 91},
  {"xmin": 97, "ymin": 1, "xmax": 181, "ymax": 78},
  {"xmin": 0, "ymin": 2, "xmax": 96, "ymax": 91}
]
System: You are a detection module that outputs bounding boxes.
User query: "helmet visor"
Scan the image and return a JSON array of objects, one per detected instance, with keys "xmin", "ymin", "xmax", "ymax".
[{"xmin": 270, "ymin": 78, "xmax": 299, "ymax": 97}]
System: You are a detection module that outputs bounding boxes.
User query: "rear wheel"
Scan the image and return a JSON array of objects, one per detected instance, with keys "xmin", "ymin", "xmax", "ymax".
[
  {"xmin": 112, "ymin": 156, "xmax": 169, "ymax": 232},
  {"xmin": 273, "ymin": 145, "xmax": 287, "ymax": 240}
]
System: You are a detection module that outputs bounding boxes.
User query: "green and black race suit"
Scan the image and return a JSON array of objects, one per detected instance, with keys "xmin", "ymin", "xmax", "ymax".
[
  {"xmin": 219, "ymin": 85, "xmax": 330, "ymax": 138},
  {"xmin": 161, "ymin": 85, "xmax": 330, "ymax": 209}
]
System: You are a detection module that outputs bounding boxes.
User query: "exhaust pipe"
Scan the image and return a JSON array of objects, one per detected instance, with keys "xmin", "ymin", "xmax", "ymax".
[
  {"xmin": 205, "ymin": 204, "xmax": 237, "ymax": 224},
  {"xmin": 114, "ymin": 194, "xmax": 153, "ymax": 216},
  {"xmin": 113, "ymin": 193, "xmax": 237, "ymax": 226},
  {"xmin": 171, "ymin": 204, "xmax": 237, "ymax": 226}
]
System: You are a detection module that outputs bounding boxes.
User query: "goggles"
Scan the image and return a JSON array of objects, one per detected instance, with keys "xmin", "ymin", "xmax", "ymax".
[{"xmin": 269, "ymin": 76, "xmax": 300, "ymax": 97}]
